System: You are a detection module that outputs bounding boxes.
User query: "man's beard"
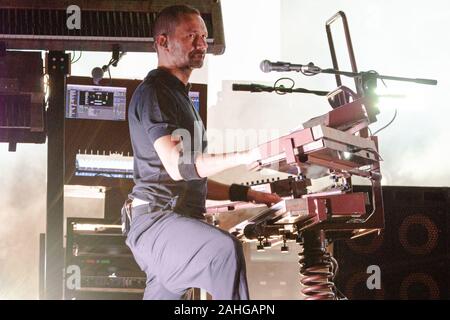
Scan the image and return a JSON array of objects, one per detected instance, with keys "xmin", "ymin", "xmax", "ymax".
[{"xmin": 188, "ymin": 51, "xmax": 206, "ymax": 68}]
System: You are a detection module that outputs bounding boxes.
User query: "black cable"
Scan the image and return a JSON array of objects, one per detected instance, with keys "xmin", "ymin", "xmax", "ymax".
[
  {"xmin": 108, "ymin": 67, "xmax": 112, "ymax": 86},
  {"xmin": 71, "ymin": 51, "xmax": 82, "ymax": 64},
  {"xmin": 301, "ymin": 68, "xmax": 318, "ymax": 76},
  {"xmin": 329, "ymin": 255, "xmax": 348, "ymax": 300},
  {"xmin": 292, "ymin": 87, "xmax": 329, "ymax": 96},
  {"xmin": 373, "ymin": 108, "xmax": 398, "ymax": 136},
  {"xmin": 273, "ymin": 77, "xmax": 295, "ymax": 95},
  {"xmin": 366, "ymin": 148, "xmax": 383, "ymax": 161},
  {"xmin": 73, "ymin": 51, "xmax": 82, "ymax": 63}
]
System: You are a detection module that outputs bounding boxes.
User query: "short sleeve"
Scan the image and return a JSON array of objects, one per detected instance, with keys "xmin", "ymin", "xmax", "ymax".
[{"xmin": 138, "ymin": 83, "xmax": 179, "ymax": 145}]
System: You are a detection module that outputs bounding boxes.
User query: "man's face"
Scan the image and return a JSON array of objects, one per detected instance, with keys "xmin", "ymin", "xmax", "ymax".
[{"xmin": 166, "ymin": 14, "xmax": 208, "ymax": 69}]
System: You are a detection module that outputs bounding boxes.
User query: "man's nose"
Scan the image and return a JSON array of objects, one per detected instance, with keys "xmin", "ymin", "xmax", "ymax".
[{"xmin": 195, "ymin": 36, "xmax": 208, "ymax": 51}]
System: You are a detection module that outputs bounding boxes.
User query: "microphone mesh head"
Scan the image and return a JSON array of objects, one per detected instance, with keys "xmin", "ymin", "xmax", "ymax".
[
  {"xmin": 91, "ymin": 67, "xmax": 104, "ymax": 84},
  {"xmin": 260, "ymin": 60, "xmax": 271, "ymax": 73}
]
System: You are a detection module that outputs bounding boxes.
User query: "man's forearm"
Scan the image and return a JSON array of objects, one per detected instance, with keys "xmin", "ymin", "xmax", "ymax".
[
  {"xmin": 153, "ymin": 135, "xmax": 260, "ymax": 181},
  {"xmin": 206, "ymin": 178, "xmax": 283, "ymax": 207},
  {"xmin": 195, "ymin": 151, "xmax": 255, "ymax": 178},
  {"xmin": 206, "ymin": 179, "xmax": 231, "ymax": 200}
]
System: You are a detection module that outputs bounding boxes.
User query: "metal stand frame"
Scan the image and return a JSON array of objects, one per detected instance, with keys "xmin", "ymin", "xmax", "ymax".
[{"xmin": 44, "ymin": 51, "xmax": 69, "ymax": 300}]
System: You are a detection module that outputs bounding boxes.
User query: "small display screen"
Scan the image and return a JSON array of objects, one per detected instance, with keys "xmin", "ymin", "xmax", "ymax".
[
  {"xmin": 81, "ymin": 91, "xmax": 114, "ymax": 107},
  {"xmin": 66, "ymin": 84, "xmax": 127, "ymax": 121}
]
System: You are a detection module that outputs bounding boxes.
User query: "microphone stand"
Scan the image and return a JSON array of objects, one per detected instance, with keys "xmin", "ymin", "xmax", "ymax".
[
  {"xmin": 298, "ymin": 64, "xmax": 437, "ymax": 98},
  {"xmin": 317, "ymin": 68, "xmax": 437, "ymax": 86},
  {"xmin": 103, "ymin": 48, "xmax": 126, "ymax": 73}
]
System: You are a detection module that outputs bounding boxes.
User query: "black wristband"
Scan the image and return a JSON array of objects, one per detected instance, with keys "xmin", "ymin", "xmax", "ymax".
[{"xmin": 229, "ymin": 184, "xmax": 250, "ymax": 202}]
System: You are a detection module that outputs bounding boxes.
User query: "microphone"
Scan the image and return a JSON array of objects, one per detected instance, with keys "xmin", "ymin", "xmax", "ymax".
[
  {"xmin": 260, "ymin": 59, "xmax": 321, "ymax": 73},
  {"xmin": 91, "ymin": 65, "xmax": 108, "ymax": 85},
  {"xmin": 232, "ymin": 83, "xmax": 270, "ymax": 92}
]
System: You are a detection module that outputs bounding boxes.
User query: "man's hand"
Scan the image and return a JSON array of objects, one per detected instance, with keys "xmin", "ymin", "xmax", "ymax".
[{"xmin": 247, "ymin": 189, "xmax": 282, "ymax": 207}]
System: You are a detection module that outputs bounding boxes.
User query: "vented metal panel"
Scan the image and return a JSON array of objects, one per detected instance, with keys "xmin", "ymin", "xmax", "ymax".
[
  {"xmin": 0, "ymin": 94, "xmax": 46, "ymax": 145},
  {"xmin": 0, "ymin": 0, "xmax": 224, "ymax": 54},
  {"xmin": 0, "ymin": 95, "xmax": 31, "ymax": 129},
  {"xmin": 0, "ymin": 8, "xmax": 155, "ymax": 38},
  {"xmin": 0, "ymin": 51, "xmax": 46, "ymax": 146}
]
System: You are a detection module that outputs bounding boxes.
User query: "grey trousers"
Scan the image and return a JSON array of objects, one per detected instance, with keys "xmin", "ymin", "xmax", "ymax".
[{"xmin": 125, "ymin": 205, "xmax": 249, "ymax": 300}]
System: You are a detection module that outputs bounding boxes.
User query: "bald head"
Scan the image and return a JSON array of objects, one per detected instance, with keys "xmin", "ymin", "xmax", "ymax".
[{"xmin": 153, "ymin": 5, "xmax": 201, "ymax": 40}]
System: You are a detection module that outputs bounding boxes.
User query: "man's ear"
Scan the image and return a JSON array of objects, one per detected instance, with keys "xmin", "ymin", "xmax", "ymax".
[{"xmin": 155, "ymin": 34, "xmax": 169, "ymax": 50}]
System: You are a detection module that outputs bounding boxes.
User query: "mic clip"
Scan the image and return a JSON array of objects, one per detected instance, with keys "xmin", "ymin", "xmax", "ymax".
[{"xmin": 91, "ymin": 46, "xmax": 126, "ymax": 85}]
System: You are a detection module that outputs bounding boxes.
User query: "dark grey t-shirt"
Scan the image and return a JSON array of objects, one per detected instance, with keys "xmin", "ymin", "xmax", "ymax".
[{"xmin": 128, "ymin": 68, "xmax": 207, "ymax": 219}]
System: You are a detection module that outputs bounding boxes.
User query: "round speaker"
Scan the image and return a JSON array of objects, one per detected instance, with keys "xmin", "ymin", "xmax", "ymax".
[
  {"xmin": 399, "ymin": 272, "xmax": 440, "ymax": 300},
  {"xmin": 398, "ymin": 214, "xmax": 439, "ymax": 255}
]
